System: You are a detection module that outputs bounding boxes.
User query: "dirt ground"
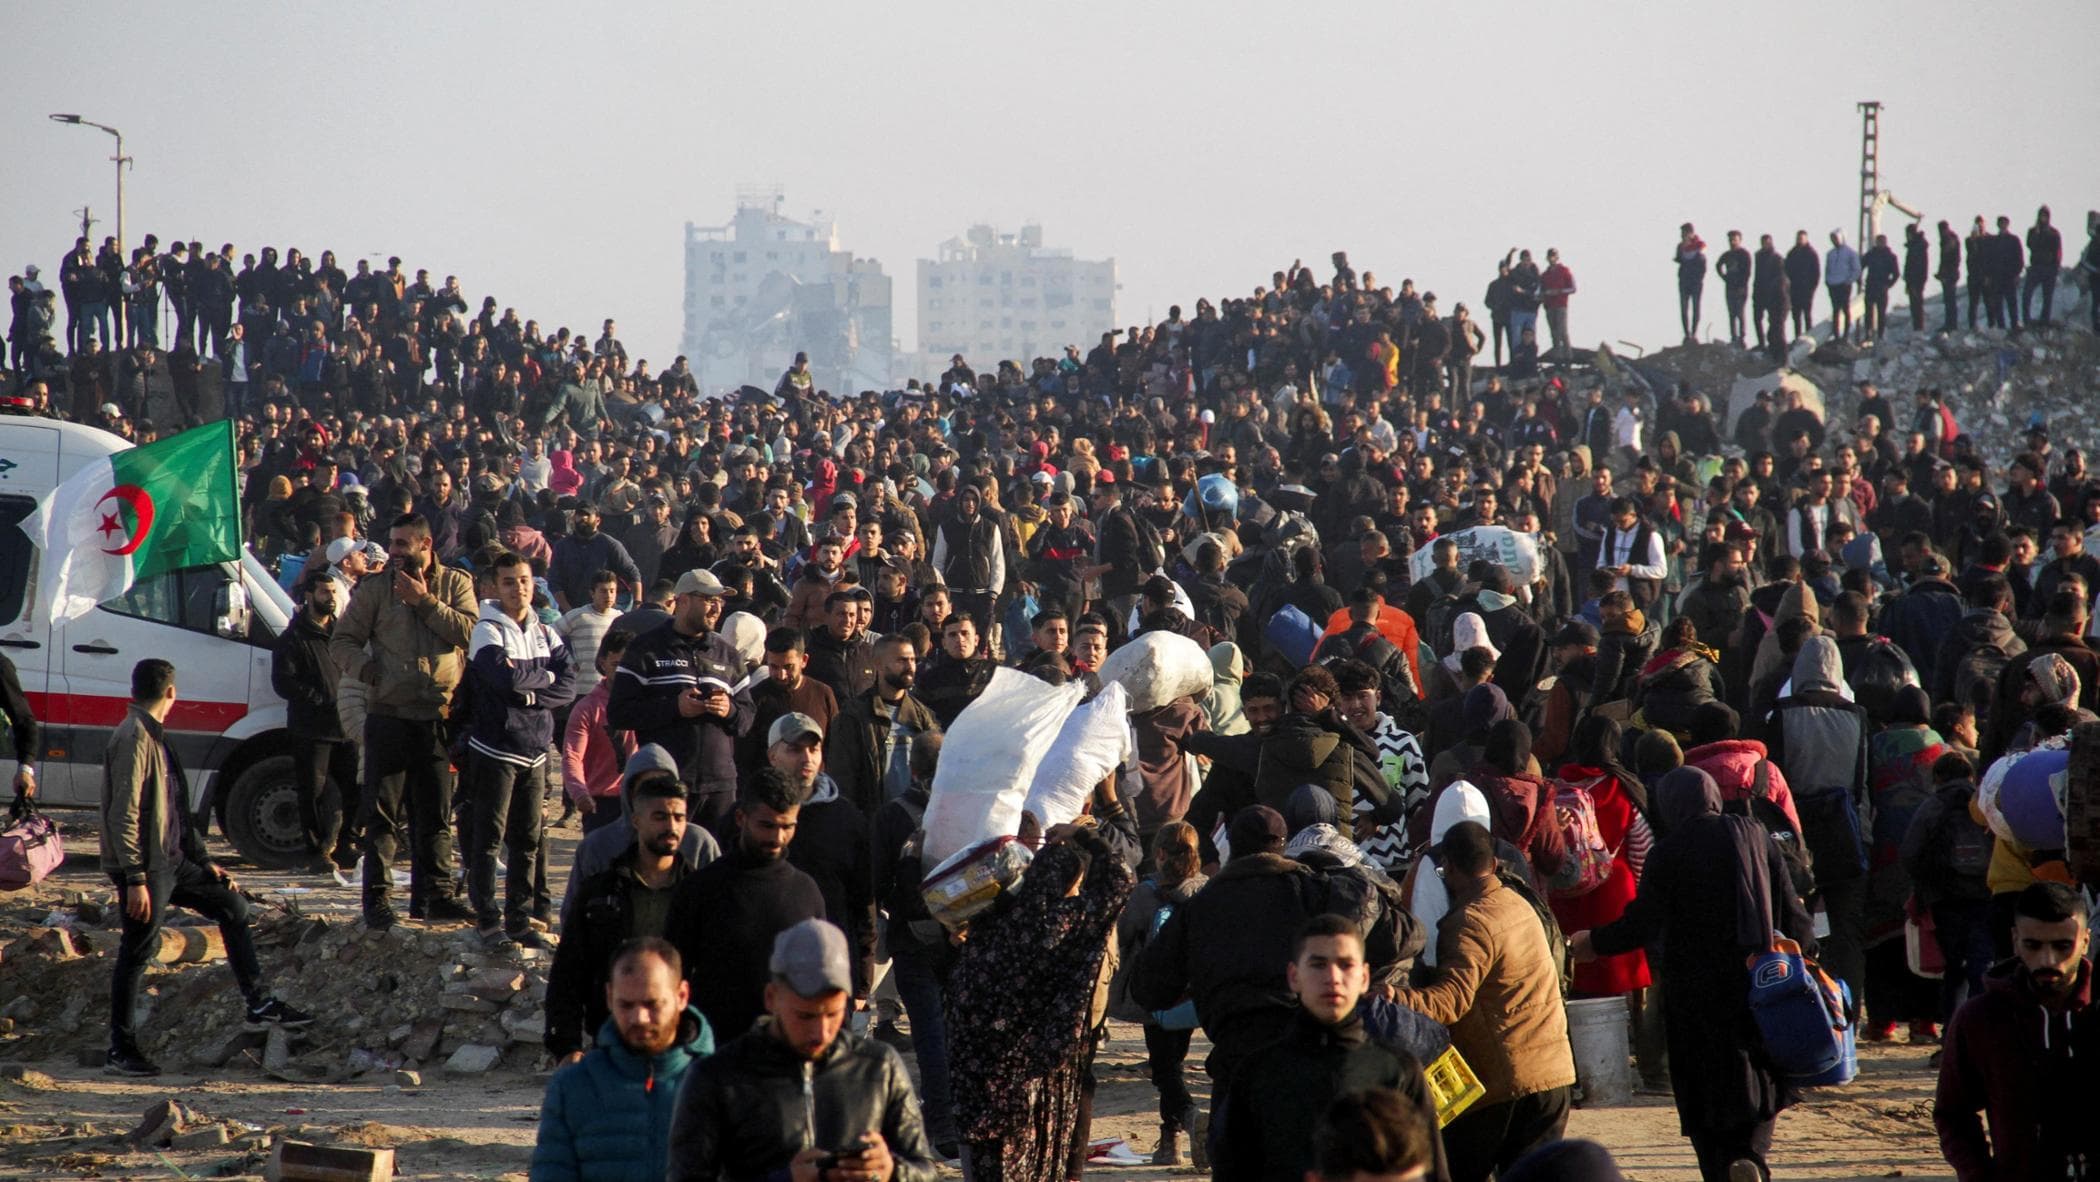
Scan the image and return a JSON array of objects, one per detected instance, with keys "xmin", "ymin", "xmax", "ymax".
[{"xmin": 1, "ymin": 809, "xmax": 1956, "ymax": 1180}]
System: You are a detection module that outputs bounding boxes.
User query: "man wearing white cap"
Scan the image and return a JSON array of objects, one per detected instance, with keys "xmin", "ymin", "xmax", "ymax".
[
  {"xmin": 667, "ymin": 917, "xmax": 939, "ymax": 1182},
  {"xmin": 608, "ymin": 567, "xmax": 752, "ymax": 829}
]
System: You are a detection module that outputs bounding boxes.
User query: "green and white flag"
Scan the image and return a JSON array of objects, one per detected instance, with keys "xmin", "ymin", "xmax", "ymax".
[{"xmin": 24, "ymin": 420, "xmax": 242, "ymax": 624}]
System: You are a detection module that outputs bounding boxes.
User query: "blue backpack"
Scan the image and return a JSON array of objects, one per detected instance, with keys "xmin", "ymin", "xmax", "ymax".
[
  {"xmin": 1747, "ymin": 937, "xmax": 1856, "ymax": 1085},
  {"xmin": 1002, "ymin": 590, "xmax": 1042, "ymax": 660},
  {"xmin": 1265, "ymin": 603, "xmax": 1321, "ymax": 667}
]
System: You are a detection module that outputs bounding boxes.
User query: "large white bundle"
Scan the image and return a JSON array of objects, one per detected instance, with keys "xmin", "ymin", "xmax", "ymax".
[
  {"xmin": 1098, "ymin": 630, "xmax": 1211, "ymax": 713},
  {"xmin": 922, "ymin": 668, "xmax": 1085, "ymax": 866},
  {"xmin": 1024, "ymin": 683, "xmax": 1132, "ymax": 830}
]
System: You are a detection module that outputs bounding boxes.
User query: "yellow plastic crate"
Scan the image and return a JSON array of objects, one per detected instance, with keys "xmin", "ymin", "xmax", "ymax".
[{"xmin": 1425, "ymin": 1046, "xmax": 1486, "ymax": 1128}]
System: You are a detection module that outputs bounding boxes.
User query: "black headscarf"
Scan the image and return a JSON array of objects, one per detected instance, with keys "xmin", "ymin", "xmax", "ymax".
[{"xmin": 1656, "ymin": 766, "xmax": 1774, "ymax": 950}]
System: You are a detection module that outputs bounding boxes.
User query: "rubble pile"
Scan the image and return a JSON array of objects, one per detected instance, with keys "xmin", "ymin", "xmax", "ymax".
[
  {"xmin": 1628, "ymin": 284, "xmax": 2098, "ymax": 468},
  {"xmin": 0, "ymin": 891, "xmax": 552, "ymax": 1078}
]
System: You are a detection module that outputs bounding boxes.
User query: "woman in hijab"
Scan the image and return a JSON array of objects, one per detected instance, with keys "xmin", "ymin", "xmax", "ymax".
[
  {"xmin": 1860, "ymin": 685, "xmax": 1947, "ymax": 1042},
  {"xmin": 946, "ymin": 822, "xmax": 1133, "ymax": 1182},
  {"xmin": 1549, "ymin": 716, "xmax": 1652, "ymax": 1000},
  {"xmin": 1466, "ymin": 719, "xmax": 1566, "ymax": 890},
  {"xmin": 1571, "ymin": 767, "xmax": 1816, "ymax": 1182}
]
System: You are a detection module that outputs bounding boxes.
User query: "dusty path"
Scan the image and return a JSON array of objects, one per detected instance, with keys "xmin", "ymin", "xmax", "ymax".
[{"xmin": 1, "ymin": 810, "xmax": 1956, "ymax": 1180}]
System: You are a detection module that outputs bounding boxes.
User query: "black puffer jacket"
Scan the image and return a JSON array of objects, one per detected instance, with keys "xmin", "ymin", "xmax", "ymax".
[
  {"xmin": 667, "ymin": 1024, "xmax": 939, "ymax": 1182},
  {"xmin": 271, "ymin": 608, "xmax": 342, "ymax": 739}
]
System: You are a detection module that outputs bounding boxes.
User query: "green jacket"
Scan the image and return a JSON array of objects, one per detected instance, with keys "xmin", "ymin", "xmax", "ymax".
[{"xmin": 100, "ymin": 704, "xmax": 207, "ymax": 886}]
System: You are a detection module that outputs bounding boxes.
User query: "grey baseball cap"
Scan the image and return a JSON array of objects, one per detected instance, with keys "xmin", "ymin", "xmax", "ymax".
[
  {"xmin": 767, "ymin": 712, "xmax": 823, "ymax": 747},
  {"xmin": 770, "ymin": 918, "xmax": 851, "ymax": 997}
]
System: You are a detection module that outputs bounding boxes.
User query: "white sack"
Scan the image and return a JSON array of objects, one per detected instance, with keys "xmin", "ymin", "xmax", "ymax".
[{"xmin": 922, "ymin": 668, "xmax": 1085, "ymax": 866}]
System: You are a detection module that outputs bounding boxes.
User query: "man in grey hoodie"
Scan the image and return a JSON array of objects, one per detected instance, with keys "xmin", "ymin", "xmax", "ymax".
[
  {"xmin": 1768, "ymin": 636, "xmax": 1871, "ymax": 1016},
  {"xmin": 563, "ymin": 745, "xmax": 721, "ymax": 918}
]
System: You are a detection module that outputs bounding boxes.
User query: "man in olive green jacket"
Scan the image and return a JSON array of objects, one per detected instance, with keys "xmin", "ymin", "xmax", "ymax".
[{"xmin": 329, "ymin": 512, "xmax": 477, "ymax": 928}]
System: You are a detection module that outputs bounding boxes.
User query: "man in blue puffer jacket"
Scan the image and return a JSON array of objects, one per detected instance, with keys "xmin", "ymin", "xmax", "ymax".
[{"xmin": 532, "ymin": 937, "xmax": 714, "ymax": 1182}]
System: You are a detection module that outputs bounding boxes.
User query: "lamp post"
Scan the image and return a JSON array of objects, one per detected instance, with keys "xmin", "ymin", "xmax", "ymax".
[{"xmin": 49, "ymin": 113, "xmax": 131, "ymax": 343}]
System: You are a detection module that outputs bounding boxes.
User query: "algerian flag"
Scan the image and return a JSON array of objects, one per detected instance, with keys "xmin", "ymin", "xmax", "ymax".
[{"xmin": 23, "ymin": 420, "xmax": 242, "ymax": 624}]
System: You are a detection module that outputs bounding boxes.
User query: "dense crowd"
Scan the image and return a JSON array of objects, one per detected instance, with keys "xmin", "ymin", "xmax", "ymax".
[{"xmin": 6, "ymin": 211, "xmax": 2100, "ymax": 1182}]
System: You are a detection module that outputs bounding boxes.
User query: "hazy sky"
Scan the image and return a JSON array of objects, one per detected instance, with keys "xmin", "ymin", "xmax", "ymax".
[{"xmin": 8, "ymin": 1, "xmax": 2097, "ymax": 380}]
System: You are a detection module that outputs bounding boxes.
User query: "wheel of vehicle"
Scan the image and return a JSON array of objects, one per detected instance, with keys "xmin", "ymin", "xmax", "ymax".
[{"xmin": 222, "ymin": 754, "xmax": 313, "ymax": 870}]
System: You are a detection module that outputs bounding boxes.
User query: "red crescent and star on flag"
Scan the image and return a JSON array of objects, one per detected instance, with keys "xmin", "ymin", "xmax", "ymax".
[{"xmin": 93, "ymin": 484, "xmax": 156, "ymax": 556}]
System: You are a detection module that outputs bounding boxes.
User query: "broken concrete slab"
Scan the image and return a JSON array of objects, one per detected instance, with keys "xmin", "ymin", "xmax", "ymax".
[
  {"xmin": 126, "ymin": 1097, "xmax": 190, "ymax": 1146},
  {"xmin": 193, "ymin": 1028, "xmax": 267, "ymax": 1069},
  {"xmin": 443, "ymin": 1043, "xmax": 502, "ymax": 1074},
  {"xmin": 172, "ymin": 1123, "xmax": 230, "ymax": 1149},
  {"xmin": 266, "ymin": 1140, "xmax": 394, "ymax": 1182},
  {"xmin": 264, "ymin": 1027, "xmax": 293, "ymax": 1073}
]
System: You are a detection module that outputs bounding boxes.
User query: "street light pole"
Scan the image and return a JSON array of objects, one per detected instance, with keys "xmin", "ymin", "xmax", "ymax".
[{"xmin": 49, "ymin": 114, "xmax": 132, "ymax": 343}]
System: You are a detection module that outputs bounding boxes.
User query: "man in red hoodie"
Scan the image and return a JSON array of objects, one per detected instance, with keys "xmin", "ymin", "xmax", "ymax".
[{"xmin": 1934, "ymin": 881, "xmax": 2099, "ymax": 1180}]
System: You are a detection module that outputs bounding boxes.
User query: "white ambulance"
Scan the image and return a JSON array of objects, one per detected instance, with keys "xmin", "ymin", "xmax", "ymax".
[{"xmin": 0, "ymin": 410, "xmax": 318, "ymax": 868}]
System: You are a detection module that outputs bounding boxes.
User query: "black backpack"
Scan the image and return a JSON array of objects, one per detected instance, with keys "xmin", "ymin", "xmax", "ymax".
[
  {"xmin": 1950, "ymin": 640, "xmax": 2014, "ymax": 718},
  {"xmin": 1726, "ymin": 759, "xmax": 1819, "ymax": 906},
  {"xmin": 1423, "ymin": 590, "xmax": 1466, "ymax": 659}
]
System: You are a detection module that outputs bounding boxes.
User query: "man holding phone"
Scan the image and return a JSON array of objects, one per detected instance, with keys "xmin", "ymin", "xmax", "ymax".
[
  {"xmin": 608, "ymin": 568, "xmax": 753, "ymax": 831},
  {"xmin": 668, "ymin": 919, "xmax": 939, "ymax": 1182}
]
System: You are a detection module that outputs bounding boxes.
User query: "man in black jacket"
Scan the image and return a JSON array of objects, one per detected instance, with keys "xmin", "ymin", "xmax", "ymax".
[
  {"xmin": 1784, "ymin": 230, "xmax": 1821, "ymax": 338},
  {"xmin": 1937, "ymin": 220, "xmax": 1964, "ymax": 333},
  {"xmin": 1716, "ymin": 230, "xmax": 1752, "ymax": 346},
  {"xmin": 1215, "ymin": 915, "xmax": 1448, "ymax": 1182},
  {"xmin": 917, "ymin": 613, "xmax": 994, "ymax": 729},
  {"xmin": 545, "ymin": 773, "xmax": 693, "ymax": 1062},
  {"xmin": 826, "ymin": 634, "xmax": 939, "ymax": 817},
  {"xmin": 271, "ymin": 573, "xmax": 358, "ymax": 875},
  {"xmin": 663, "ymin": 767, "xmax": 825, "ymax": 1041},
  {"xmin": 1904, "ymin": 223, "xmax": 1932, "ymax": 332},
  {"xmin": 1991, "ymin": 215, "xmax": 2026, "ymax": 331},
  {"xmin": 606, "ymin": 568, "xmax": 752, "ymax": 830},
  {"xmin": 1752, "ymin": 234, "xmax": 1788, "ymax": 355},
  {"xmin": 1862, "ymin": 234, "xmax": 1900, "ymax": 342},
  {"xmin": 761, "ymin": 713, "xmax": 875, "ymax": 1007},
  {"xmin": 666, "ymin": 919, "xmax": 938, "ymax": 1182}
]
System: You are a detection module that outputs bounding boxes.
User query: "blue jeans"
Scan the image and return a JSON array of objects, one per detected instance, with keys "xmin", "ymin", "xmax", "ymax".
[
  {"xmin": 892, "ymin": 949, "xmax": 956, "ymax": 1144},
  {"xmin": 1507, "ymin": 309, "xmax": 1537, "ymax": 357}
]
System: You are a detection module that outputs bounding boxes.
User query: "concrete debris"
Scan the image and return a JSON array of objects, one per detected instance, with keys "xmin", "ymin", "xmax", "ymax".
[
  {"xmin": 172, "ymin": 1123, "xmax": 231, "ymax": 1149},
  {"xmin": 267, "ymin": 1140, "xmax": 395, "ymax": 1182},
  {"xmin": 1636, "ymin": 317, "xmax": 2100, "ymax": 469},
  {"xmin": 443, "ymin": 1043, "xmax": 502, "ymax": 1074},
  {"xmin": 0, "ymin": 899, "xmax": 554, "ymax": 1075},
  {"xmin": 126, "ymin": 1097, "xmax": 193, "ymax": 1147}
]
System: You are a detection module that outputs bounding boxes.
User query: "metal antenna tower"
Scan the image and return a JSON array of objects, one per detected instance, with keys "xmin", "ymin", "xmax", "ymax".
[{"xmin": 1857, "ymin": 101, "xmax": 1881, "ymax": 249}]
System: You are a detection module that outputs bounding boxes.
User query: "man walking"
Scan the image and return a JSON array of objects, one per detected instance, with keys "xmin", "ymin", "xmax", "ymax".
[
  {"xmin": 667, "ymin": 919, "xmax": 939, "ymax": 1182},
  {"xmin": 607, "ymin": 568, "xmax": 752, "ymax": 830},
  {"xmin": 1934, "ymin": 881, "xmax": 2099, "ymax": 1180},
  {"xmin": 1389, "ymin": 823, "xmax": 1574, "ymax": 1182},
  {"xmin": 532, "ymin": 938, "xmax": 714, "ymax": 1182},
  {"xmin": 331, "ymin": 514, "xmax": 478, "ymax": 929},
  {"xmin": 464, "ymin": 551, "xmax": 576, "ymax": 948},
  {"xmin": 1214, "ymin": 915, "xmax": 1449, "ymax": 1182},
  {"xmin": 103, "ymin": 659, "xmax": 311, "ymax": 1076}
]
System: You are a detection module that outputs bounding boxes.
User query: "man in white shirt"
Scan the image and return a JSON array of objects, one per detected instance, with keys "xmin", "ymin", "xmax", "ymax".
[
  {"xmin": 1785, "ymin": 469, "xmax": 1861, "ymax": 558},
  {"xmin": 1611, "ymin": 391, "xmax": 1644, "ymax": 472},
  {"xmin": 1597, "ymin": 497, "xmax": 1668, "ymax": 610}
]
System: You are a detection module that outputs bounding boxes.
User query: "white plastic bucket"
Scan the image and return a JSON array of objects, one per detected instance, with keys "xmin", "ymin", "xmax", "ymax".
[{"xmin": 1566, "ymin": 996, "xmax": 1634, "ymax": 1107}]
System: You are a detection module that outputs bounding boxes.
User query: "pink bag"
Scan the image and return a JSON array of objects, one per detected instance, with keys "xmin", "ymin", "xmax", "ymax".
[{"xmin": 0, "ymin": 800, "xmax": 65, "ymax": 891}]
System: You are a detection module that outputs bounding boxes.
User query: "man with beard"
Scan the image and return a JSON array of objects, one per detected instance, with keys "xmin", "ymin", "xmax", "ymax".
[
  {"xmin": 825, "ymin": 635, "xmax": 938, "ymax": 818},
  {"xmin": 532, "ymin": 938, "xmax": 716, "ymax": 1182},
  {"xmin": 786, "ymin": 533, "xmax": 853, "ymax": 630},
  {"xmin": 549, "ymin": 502, "xmax": 644, "ymax": 612},
  {"xmin": 664, "ymin": 768, "xmax": 825, "ymax": 1041},
  {"xmin": 272, "ymin": 572, "xmax": 360, "ymax": 878},
  {"xmin": 764, "ymin": 714, "xmax": 876, "ymax": 1011},
  {"xmin": 1934, "ymin": 882, "xmax": 2100, "ymax": 1180},
  {"xmin": 1182, "ymin": 673, "xmax": 1287, "ymax": 868},
  {"xmin": 330, "ymin": 514, "xmax": 478, "ymax": 929},
  {"xmin": 607, "ymin": 569, "xmax": 753, "ymax": 830},
  {"xmin": 667, "ymin": 919, "xmax": 938, "ymax": 1182},
  {"xmin": 545, "ymin": 775, "xmax": 697, "ymax": 1062},
  {"xmin": 622, "ymin": 493, "xmax": 679, "ymax": 588},
  {"xmin": 719, "ymin": 525, "xmax": 793, "ymax": 619}
]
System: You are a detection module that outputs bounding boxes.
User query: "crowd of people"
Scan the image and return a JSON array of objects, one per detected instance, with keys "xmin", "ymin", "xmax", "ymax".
[{"xmin": 6, "ymin": 212, "xmax": 2100, "ymax": 1182}]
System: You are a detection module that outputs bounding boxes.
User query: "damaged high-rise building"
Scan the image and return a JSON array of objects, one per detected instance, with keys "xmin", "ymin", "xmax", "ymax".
[{"xmin": 680, "ymin": 189, "xmax": 894, "ymax": 396}]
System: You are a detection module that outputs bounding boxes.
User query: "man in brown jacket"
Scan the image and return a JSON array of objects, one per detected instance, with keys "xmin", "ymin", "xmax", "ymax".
[
  {"xmin": 1390, "ymin": 822, "xmax": 1575, "ymax": 1182},
  {"xmin": 330, "ymin": 512, "xmax": 478, "ymax": 929}
]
